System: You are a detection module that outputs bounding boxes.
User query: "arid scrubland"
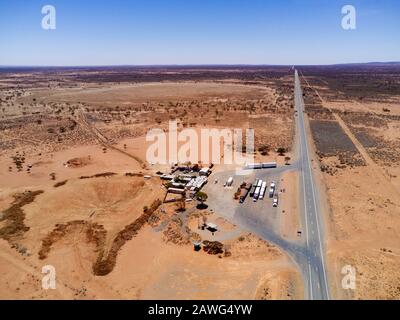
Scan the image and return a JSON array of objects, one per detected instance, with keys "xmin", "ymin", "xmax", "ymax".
[
  {"xmin": 301, "ymin": 64, "xmax": 400, "ymax": 299},
  {"xmin": 0, "ymin": 66, "xmax": 301, "ymax": 299}
]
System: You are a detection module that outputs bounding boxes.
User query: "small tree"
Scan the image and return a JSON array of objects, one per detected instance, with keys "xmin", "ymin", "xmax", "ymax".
[
  {"xmin": 258, "ymin": 145, "xmax": 270, "ymax": 156},
  {"xmin": 284, "ymin": 156, "xmax": 291, "ymax": 165},
  {"xmin": 196, "ymin": 191, "xmax": 208, "ymax": 205},
  {"xmin": 277, "ymin": 147, "xmax": 286, "ymax": 156}
]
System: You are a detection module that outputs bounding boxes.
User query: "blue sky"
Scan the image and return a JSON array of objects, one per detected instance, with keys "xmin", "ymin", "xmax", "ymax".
[{"xmin": 0, "ymin": 0, "xmax": 399, "ymax": 65}]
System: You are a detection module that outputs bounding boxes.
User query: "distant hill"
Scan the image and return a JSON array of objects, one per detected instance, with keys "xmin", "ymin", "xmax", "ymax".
[{"xmin": 335, "ymin": 62, "xmax": 400, "ymax": 66}]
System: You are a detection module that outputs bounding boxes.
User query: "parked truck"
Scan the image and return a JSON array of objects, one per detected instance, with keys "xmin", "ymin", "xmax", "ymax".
[
  {"xmin": 261, "ymin": 162, "xmax": 277, "ymax": 169},
  {"xmin": 259, "ymin": 181, "xmax": 267, "ymax": 200},
  {"xmin": 249, "ymin": 179, "xmax": 259, "ymax": 197},
  {"xmin": 268, "ymin": 187, "xmax": 274, "ymax": 198},
  {"xmin": 259, "ymin": 186, "xmax": 266, "ymax": 200},
  {"xmin": 226, "ymin": 176, "xmax": 234, "ymax": 187},
  {"xmin": 245, "ymin": 162, "xmax": 277, "ymax": 170},
  {"xmin": 269, "ymin": 181, "xmax": 276, "ymax": 198},
  {"xmin": 249, "ymin": 185, "xmax": 256, "ymax": 197},
  {"xmin": 253, "ymin": 186, "xmax": 261, "ymax": 201},
  {"xmin": 239, "ymin": 183, "xmax": 252, "ymax": 203},
  {"xmin": 245, "ymin": 163, "xmax": 263, "ymax": 170}
]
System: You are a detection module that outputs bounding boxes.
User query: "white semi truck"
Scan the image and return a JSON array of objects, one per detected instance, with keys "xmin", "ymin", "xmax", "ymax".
[
  {"xmin": 261, "ymin": 162, "xmax": 277, "ymax": 169},
  {"xmin": 225, "ymin": 176, "xmax": 234, "ymax": 187},
  {"xmin": 269, "ymin": 181, "xmax": 276, "ymax": 198},
  {"xmin": 259, "ymin": 181, "xmax": 267, "ymax": 200},
  {"xmin": 245, "ymin": 162, "xmax": 277, "ymax": 170},
  {"xmin": 253, "ymin": 186, "xmax": 261, "ymax": 201}
]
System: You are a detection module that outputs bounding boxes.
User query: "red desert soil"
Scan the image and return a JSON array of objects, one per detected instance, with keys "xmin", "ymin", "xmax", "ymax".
[
  {"xmin": 301, "ymin": 71, "xmax": 400, "ymax": 299},
  {"xmin": 0, "ymin": 72, "xmax": 301, "ymax": 299}
]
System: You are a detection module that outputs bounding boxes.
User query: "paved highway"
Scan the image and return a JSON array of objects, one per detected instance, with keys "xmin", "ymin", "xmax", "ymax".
[
  {"xmin": 294, "ymin": 69, "xmax": 330, "ymax": 300},
  {"xmin": 204, "ymin": 70, "xmax": 330, "ymax": 300}
]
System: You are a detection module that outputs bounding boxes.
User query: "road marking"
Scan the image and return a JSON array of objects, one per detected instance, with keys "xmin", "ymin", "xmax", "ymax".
[
  {"xmin": 308, "ymin": 263, "xmax": 313, "ymax": 300},
  {"xmin": 305, "ymin": 128, "xmax": 330, "ymax": 299}
]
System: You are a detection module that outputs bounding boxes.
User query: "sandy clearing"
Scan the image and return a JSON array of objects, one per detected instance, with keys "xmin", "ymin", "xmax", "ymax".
[
  {"xmin": 40, "ymin": 82, "xmax": 272, "ymax": 106},
  {"xmin": 103, "ymin": 228, "xmax": 301, "ymax": 300},
  {"xmin": 279, "ymin": 171, "xmax": 301, "ymax": 241},
  {"xmin": 0, "ymin": 144, "xmax": 143, "ymax": 190}
]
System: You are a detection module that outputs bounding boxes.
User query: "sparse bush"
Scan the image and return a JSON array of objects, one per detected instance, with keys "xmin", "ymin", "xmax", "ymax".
[
  {"xmin": 258, "ymin": 145, "xmax": 270, "ymax": 156},
  {"xmin": 277, "ymin": 147, "xmax": 286, "ymax": 156}
]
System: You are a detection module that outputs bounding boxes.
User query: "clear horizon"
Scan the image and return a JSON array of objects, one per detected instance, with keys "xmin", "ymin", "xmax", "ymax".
[
  {"xmin": 1, "ymin": 61, "xmax": 400, "ymax": 68},
  {"xmin": 1, "ymin": 0, "xmax": 399, "ymax": 66}
]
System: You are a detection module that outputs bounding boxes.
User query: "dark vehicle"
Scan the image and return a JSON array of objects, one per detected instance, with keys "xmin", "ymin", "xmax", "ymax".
[
  {"xmin": 249, "ymin": 185, "xmax": 256, "ymax": 197},
  {"xmin": 249, "ymin": 179, "xmax": 259, "ymax": 197},
  {"xmin": 239, "ymin": 183, "xmax": 252, "ymax": 203}
]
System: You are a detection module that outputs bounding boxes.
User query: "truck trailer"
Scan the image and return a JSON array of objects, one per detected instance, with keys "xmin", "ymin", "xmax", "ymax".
[
  {"xmin": 245, "ymin": 163, "xmax": 263, "ymax": 170},
  {"xmin": 226, "ymin": 176, "xmax": 234, "ymax": 187},
  {"xmin": 249, "ymin": 179, "xmax": 259, "ymax": 197},
  {"xmin": 262, "ymin": 162, "xmax": 277, "ymax": 169},
  {"xmin": 249, "ymin": 185, "xmax": 256, "ymax": 197},
  {"xmin": 268, "ymin": 188, "xmax": 274, "ymax": 198},
  {"xmin": 239, "ymin": 183, "xmax": 251, "ymax": 203},
  {"xmin": 259, "ymin": 187, "xmax": 266, "ymax": 200},
  {"xmin": 259, "ymin": 181, "xmax": 267, "ymax": 200},
  {"xmin": 254, "ymin": 186, "xmax": 261, "ymax": 201},
  {"xmin": 269, "ymin": 182, "xmax": 276, "ymax": 197},
  {"xmin": 245, "ymin": 162, "xmax": 277, "ymax": 170}
]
